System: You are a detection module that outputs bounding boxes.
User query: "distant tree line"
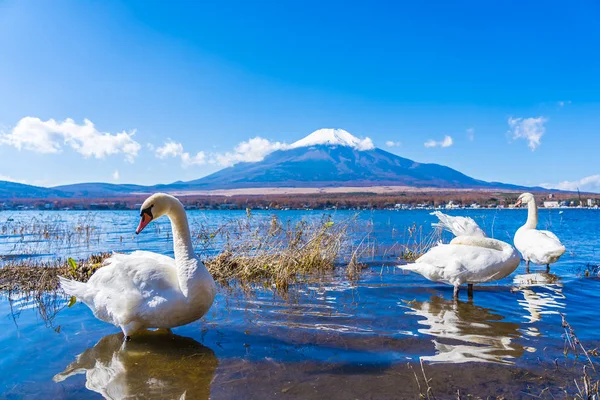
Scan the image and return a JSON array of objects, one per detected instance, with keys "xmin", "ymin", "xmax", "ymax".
[{"xmin": 3, "ymin": 190, "xmax": 598, "ymax": 211}]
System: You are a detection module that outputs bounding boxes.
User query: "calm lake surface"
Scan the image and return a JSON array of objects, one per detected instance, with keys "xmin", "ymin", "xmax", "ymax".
[{"xmin": 1, "ymin": 209, "xmax": 599, "ymax": 399}]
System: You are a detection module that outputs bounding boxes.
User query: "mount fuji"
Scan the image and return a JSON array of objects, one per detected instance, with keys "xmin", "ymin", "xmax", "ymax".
[{"xmin": 164, "ymin": 128, "xmax": 526, "ymax": 191}]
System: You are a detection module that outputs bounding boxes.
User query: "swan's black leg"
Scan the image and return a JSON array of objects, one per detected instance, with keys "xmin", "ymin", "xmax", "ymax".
[
  {"xmin": 525, "ymin": 260, "xmax": 530, "ymax": 273},
  {"xmin": 467, "ymin": 284, "xmax": 474, "ymax": 298},
  {"xmin": 546, "ymin": 264, "xmax": 550, "ymax": 272}
]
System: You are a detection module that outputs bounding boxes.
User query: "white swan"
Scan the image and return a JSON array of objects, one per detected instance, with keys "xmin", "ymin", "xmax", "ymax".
[
  {"xmin": 400, "ymin": 236, "xmax": 520, "ymax": 299},
  {"xmin": 430, "ymin": 211, "xmax": 486, "ymax": 238},
  {"xmin": 58, "ymin": 193, "xmax": 216, "ymax": 339},
  {"xmin": 514, "ymin": 193, "xmax": 565, "ymax": 272}
]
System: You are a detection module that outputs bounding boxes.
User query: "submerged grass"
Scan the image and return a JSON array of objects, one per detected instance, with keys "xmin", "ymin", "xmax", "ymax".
[{"xmin": 0, "ymin": 253, "xmax": 111, "ymax": 326}]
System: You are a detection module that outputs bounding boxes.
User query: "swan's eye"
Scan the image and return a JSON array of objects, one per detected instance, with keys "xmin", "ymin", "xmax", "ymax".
[{"xmin": 140, "ymin": 205, "xmax": 154, "ymax": 219}]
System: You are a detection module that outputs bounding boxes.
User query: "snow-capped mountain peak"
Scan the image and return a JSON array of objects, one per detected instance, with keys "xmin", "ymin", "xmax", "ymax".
[{"xmin": 289, "ymin": 128, "xmax": 374, "ymax": 151}]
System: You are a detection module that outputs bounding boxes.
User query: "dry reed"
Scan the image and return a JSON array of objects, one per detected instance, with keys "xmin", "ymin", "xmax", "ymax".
[
  {"xmin": 0, "ymin": 253, "xmax": 111, "ymax": 326},
  {"xmin": 202, "ymin": 215, "xmax": 359, "ymax": 291}
]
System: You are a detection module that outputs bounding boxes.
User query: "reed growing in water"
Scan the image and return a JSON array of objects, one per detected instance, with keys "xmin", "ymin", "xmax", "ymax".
[
  {"xmin": 0, "ymin": 212, "xmax": 440, "ymax": 324},
  {"xmin": 202, "ymin": 214, "xmax": 362, "ymax": 291}
]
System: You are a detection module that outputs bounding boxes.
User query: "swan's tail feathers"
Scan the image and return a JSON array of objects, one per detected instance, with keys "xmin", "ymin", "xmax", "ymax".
[
  {"xmin": 398, "ymin": 263, "xmax": 421, "ymax": 272},
  {"xmin": 399, "ymin": 262, "xmax": 443, "ymax": 282},
  {"xmin": 547, "ymin": 245, "xmax": 566, "ymax": 263},
  {"xmin": 58, "ymin": 276, "xmax": 89, "ymax": 302},
  {"xmin": 430, "ymin": 211, "xmax": 486, "ymax": 238}
]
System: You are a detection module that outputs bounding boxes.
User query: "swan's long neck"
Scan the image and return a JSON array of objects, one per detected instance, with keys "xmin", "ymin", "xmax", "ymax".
[
  {"xmin": 524, "ymin": 200, "xmax": 538, "ymax": 229},
  {"xmin": 167, "ymin": 200, "xmax": 210, "ymax": 297},
  {"xmin": 168, "ymin": 202, "xmax": 195, "ymax": 262}
]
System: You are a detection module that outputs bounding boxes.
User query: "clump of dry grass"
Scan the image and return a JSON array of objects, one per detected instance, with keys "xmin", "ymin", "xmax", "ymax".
[
  {"xmin": 203, "ymin": 215, "xmax": 359, "ymax": 291},
  {"xmin": 0, "ymin": 253, "xmax": 112, "ymax": 326},
  {"xmin": 0, "ymin": 253, "xmax": 111, "ymax": 293},
  {"xmin": 0, "ymin": 214, "xmax": 362, "ymax": 304}
]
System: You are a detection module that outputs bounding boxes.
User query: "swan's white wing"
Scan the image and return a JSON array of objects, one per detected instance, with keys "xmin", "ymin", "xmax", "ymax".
[
  {"xmin": 402, "ymin": 238, "xmax": 519, "ymax": 285},
  {"xmin": 538, "ymin": 230, "xmax": 561, "ymax": 242},
  {"xmin": 431, "ymin": 211, "xmax": 486, "ymax": 238},
  {"xmin": 403, "ymin": 244, "xmax": 469, "ymax": 285},
  {"xmin": 514, "ymin": 229, "xmax": 565, "ymax": 265},
  {"xmin": 85, "ymin": 252, "xmax": 180, "ymax": 326}
]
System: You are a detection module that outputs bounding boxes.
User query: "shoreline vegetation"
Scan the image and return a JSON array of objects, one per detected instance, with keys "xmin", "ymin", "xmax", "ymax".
[
  {"xmin": 0, "ymin": 214, "xmax": 438, "ymax": 296},
  {"xmin": 0, "ymin": 213, "xmax": 437, "ymax": 337},
  {"xmin": 2, "ymin": 189, "xmax": 600, "ymax": 211}
]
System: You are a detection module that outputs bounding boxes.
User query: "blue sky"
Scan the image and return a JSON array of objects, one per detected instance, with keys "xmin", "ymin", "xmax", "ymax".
[{"xmin": 0, "ymin": 1, "xmax": 599, "ymax": 191}]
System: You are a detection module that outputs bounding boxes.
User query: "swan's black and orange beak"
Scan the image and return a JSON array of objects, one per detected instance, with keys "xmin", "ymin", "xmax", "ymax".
[
  {"xmin": 515, "ymin": 199, "xmax": 522, "ymax": 207},
  {"xmin": 136, "ymin": 206, "xmax": 154, "ymax": 234}
]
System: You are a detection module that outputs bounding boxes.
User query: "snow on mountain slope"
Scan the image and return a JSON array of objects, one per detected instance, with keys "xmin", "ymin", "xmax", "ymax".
[{"xmin": 289, "ymin": 128, "xmax": 374, "ymax": 150}]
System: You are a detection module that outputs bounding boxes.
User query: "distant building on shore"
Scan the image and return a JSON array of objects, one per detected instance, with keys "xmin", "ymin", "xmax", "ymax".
[{"xmin": 543, "ymin": 201, "xmax": 560, "ymax": 208}]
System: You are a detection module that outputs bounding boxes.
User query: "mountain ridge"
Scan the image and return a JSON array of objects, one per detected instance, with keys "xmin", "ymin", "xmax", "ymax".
[{"xmin": 0, "ymin": 129, "xmax": 545, "ymax": 198}]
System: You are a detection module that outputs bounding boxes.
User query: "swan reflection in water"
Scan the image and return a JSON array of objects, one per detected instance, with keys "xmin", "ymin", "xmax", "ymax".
[
  {"xmin": 513, "ymin": 272, "xmax": 565, "ymax": 327},
  {"xmin": 403, "ymin": 296, "xmax": 524, "ymax": 364},
  {"xmin": 54, "ymin": 330, "xmax": 218, "ymax": 400}
]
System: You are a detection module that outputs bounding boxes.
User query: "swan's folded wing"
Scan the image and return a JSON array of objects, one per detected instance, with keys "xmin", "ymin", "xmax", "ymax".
[
  {"xmin": 407, "ymin": 240, "xmax": 517, "ymax": 284},
  {"xmin": 538, "ymin": 230, "xmax": 562, "ymax": 243},
  {"xmin": 86, "ymin": 252, "xmax": 180, "ymax": 325},
  {"xmin": 519, "ymin": 230, "xmax": 565, "ymax": 263},
  {"xmin": 127, "ymin": 250, "xmax": 176, "ymax": 265},
  {"xmin": 89, "ymin": 252, "xmax": 178, "ymax": 289},
  {"xmin": 401, "ymin": 244, "xmax": 471, "ymax": 284}
]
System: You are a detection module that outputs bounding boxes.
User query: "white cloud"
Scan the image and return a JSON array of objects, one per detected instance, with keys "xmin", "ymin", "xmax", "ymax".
[
  {"xmin": 0, "ymin": 117, "xmax": 141, "ymax": 162},
  {"xmin": 214, "ymin": 137, "xmax": 288, "ymax": 167},
  {"xmin": 156, "ymin": 141, "xmax": 184, "ymax": 159},
  {"xmin": 558, "ymin": 100, "xmax": 571, "ymax": 107},
  {"xmin": 507, "ymin": 116, "xmax": 547, "ymax": 151},
  {"xmin": 424, "ymin": 135, "xmax": 453, "ymax": 148},
  {"xmin": 466, "ymin": 128, "xmax": 475, "ymax": 141},
  {"xmin": 112, "ymin": 170, "xmax": 119, "ymax": 181},
  {"xmin": 355, "ymin": 137, "xmax": 375, "ymax": 150},
  {"xmin": 154, "ymin": 129, "xmax": 380, "ymax": 169},
  {"xmin": 155, "ymin": 140, "xmax": 206, "ymax": 167},
  {"xmin": 385, "ymin": 140, "xmax": 402, "ymax": 148},
  {"xmin": 542, "ymin": 174, "xmax": 600, "ymax": 193},
  {"xmin": 181, "ymin": 152, "xmax": 206, "ymax": 166},
  {"xmin": 155, "ymin": 136, "xmax": 289, "ymax": 168}
]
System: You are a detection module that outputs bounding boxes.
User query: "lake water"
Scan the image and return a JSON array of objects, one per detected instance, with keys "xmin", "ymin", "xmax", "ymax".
[{"xmin": 1, "ymin": 209, "xmax": 599, "ymax": 399}]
